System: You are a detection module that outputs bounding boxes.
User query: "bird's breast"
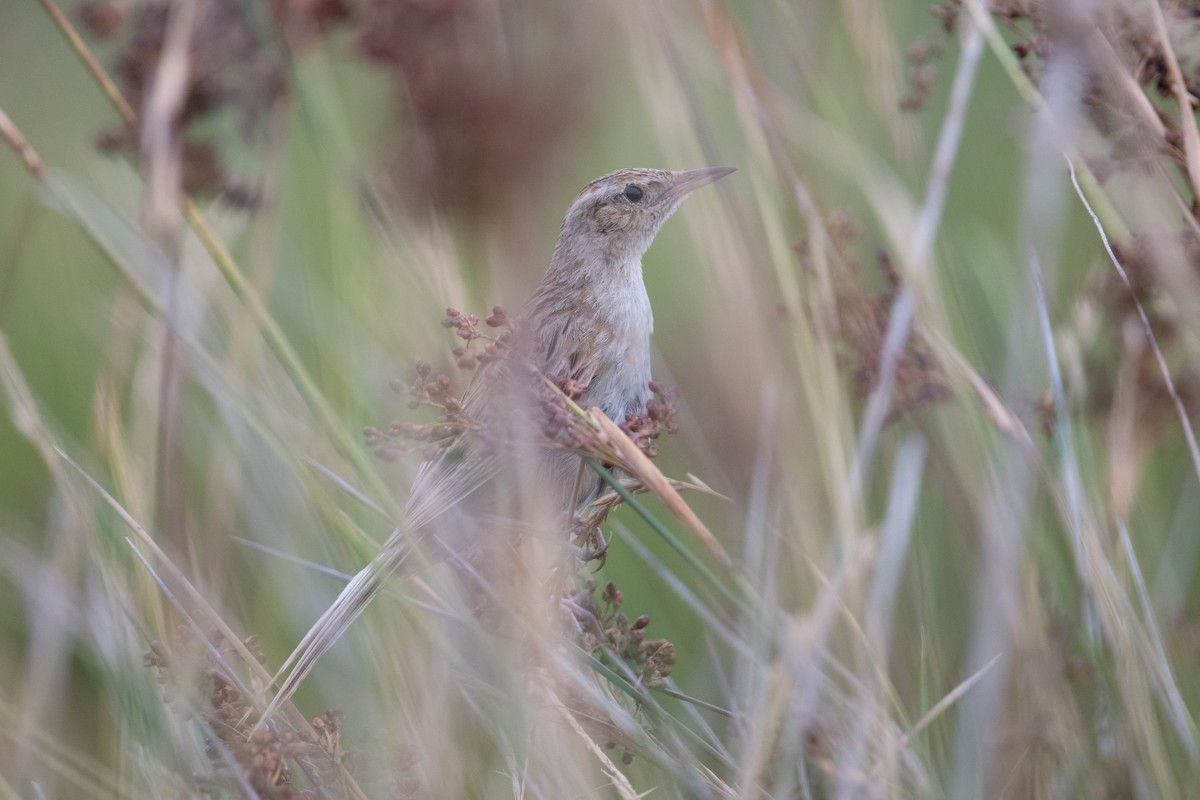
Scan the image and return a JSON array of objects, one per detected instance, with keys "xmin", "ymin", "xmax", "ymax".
[{"xmin": 583, "ymin": 279, "xmax": 653, "ymax": 423}]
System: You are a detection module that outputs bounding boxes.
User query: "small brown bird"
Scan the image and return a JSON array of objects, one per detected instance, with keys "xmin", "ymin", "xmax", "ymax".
[{"xmin": 261, "ymin": 166, "xmax": 734, "ymax": 723}]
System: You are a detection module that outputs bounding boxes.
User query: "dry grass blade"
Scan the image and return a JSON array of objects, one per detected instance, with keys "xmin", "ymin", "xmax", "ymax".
[
  {"xmin": 0, "ymin": 106, "xmax": 45, "ymax": 180},
  {"xmin": 898, "ymin": 652, "xmax": 1003, "ymax": 748},
  {"xmin": 1067, "ymin": 158, "xmax": 1200, "ymax": 491},
  {"xmin": 36, "ymin": 0, "xmax": 136, "ymax": 124},
  {"xmin": 55, "ymin": 451, "xmax": 371, "ymax": 800},
  {"xmin": 253, "ymin": 555, "xmax": 393, "ymax": 733},
  {"xmin": 0, "ymin": 332, "xmax": 68, "ymax": 484},
  {"xmin": 10, "ymin": 0, "xmax": 1200, "ymax": 794},
  {"xmin": 57, "ymin": 448, "xmax": 269, "ymax": 685},
  {"xmin": 541, "ymin": 685, "xmax": 645, "ymax": 800},
  {"xmin": 35, "ymin": 0, "xmax": 399, "ymax": 519},
  {"xmin": 851, "ymin": 15, "xmax": 983, "ymax": 497},
  {"xmin": 933, "ymin": 334, "xmax": 1034, "ymax": 446},
  {"xmin": 123, "ymin": 538, "xmax": 258, "ymax": 703},
  {"xmin": 0, "ymin": 692, "xmax": 121, "ymax": 799},
  {"xmin": 590, "ymin": 408, "xmax": 731, "ymax": 568},
  {"xmin": 1144, "ymin": 0, "xmax": 1200, "ymax": 203},
  {"xmin": 1116, "ymin": 521, "xmax": 1198, "ymax": 754}
]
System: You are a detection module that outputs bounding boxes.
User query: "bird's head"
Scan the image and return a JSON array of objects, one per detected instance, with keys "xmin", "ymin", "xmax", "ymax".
[{"xmin": 550, "ymin": 166, "xmax": 735, "ymax": 272}]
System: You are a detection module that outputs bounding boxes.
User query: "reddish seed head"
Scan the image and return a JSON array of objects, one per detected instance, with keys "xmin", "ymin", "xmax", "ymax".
[{"xmin": 485, "ymin": 305, "xmax": 508, "ymax": 327}]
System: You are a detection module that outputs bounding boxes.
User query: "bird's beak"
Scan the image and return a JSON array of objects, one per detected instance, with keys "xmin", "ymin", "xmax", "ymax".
[{"xmin": 663, "ymin": 166, "xmax": 736, "ymax": 203}]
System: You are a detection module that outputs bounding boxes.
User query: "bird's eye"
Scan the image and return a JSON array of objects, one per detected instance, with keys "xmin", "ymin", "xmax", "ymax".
[{"xmin": 623, "ymin": 184, "xmax": 644, "ymax": 203}]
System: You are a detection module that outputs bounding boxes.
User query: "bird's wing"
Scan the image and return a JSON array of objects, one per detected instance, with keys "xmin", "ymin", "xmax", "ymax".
[{"xmin": 533, "ymin": 307, "xmax": 603, "ymax": 388}]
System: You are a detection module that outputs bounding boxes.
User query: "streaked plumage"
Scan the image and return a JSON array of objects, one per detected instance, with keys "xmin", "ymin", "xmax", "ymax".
[{"xmin": 259, "ymin": 166, "xmax": 734, "ymax": 725}]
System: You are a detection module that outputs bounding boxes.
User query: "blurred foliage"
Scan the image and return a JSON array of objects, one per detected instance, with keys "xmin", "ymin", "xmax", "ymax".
[{"xmin": 2, "ymin": 0, "xmax": 1200, "ymax": 797}]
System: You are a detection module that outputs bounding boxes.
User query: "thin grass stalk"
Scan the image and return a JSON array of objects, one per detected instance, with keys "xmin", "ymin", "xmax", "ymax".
[
  {"xmin": 1067, "ymin": 159, "xmax": 1200, "ymax": 493},
  {"xmin": 588, "ymin": 459, "xmax": 745, "ymax": 612},
  {"xmin": 35, "ymin": 0, "xmax": 400, "ymax": 519},
  {"xmin": 849, "ymin": 16, "xmax": 982, "ymax": 500},
  {"xmin": 59, "ymin": 454, "xmax": 372, "ymax": 800}
]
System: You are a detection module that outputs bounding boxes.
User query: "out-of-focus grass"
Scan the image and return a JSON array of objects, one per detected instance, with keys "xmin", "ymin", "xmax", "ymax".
[{"xmin": 2, "ymin": 0, "xmax": 1199, "ymax": 797}]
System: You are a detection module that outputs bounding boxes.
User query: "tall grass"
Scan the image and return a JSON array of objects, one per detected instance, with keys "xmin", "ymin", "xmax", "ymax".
[{"xmin": 1, "ymin": 0, "xmax": 1198, "ymax": 797}]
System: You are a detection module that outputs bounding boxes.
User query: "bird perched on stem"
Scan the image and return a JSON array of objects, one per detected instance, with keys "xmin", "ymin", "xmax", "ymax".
[{"xmin": 259, "ymin": 166, "xmax": 734, "ymax": 725}]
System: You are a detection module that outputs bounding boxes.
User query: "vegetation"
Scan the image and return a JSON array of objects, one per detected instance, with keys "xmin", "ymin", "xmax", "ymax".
[{"xmin": 1, "ymin": 0, "xmax": 1199, "ymax": 796}]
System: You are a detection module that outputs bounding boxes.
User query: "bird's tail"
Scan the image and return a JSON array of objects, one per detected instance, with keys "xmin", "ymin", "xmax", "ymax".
[{"xmin": 255, "ymin": 545, "xmax": 405, "ymax": 730}]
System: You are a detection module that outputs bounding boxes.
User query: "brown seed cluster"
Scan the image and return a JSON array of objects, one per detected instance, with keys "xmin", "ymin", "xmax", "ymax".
[
  {"xmin": 900, "ymin": 37, "xmax": 946, "ymax": 112},
  {"xmin": 366, "ymin": 304, "xmax": 685, "ymax": 571},
  {"xmin": 443, "ymin": 305, "xmax": 514, "ymax": 371},
  {"xmin": 567, "ymin": 579, "xmax": 677, "ymax": 691},
  {"xmin": 535, "ymin": 376, "xmax": 602, "ymax": 452},
  {"xmin": 1039, "ymin": 229, "xmax": 1200, "ymax": 442},
  {"xmin": 79, "ymin": 0, "xmax": 605, "ymax": 224},
  {"xmin": 894, "ymin": 1, "xmax": 1200, "ymax": 478},
  {"xmin": 365, "ymin": 306, "xmax": 517, "ymax": 462},
  {"xmin": 143, "ymin": 629, "xmax": 345, "ymax": 799},
  {"xmin": 980, "ymin": 1, "xmax": 1200, "ymax": 442},
  {"xmin": 77, "ymin": 0, "xmax": 351, "ymax": 203},
  {"xmin": 365, "ymin": 362, "xmax": 468, "ymax": 463},
  {"xmin": 354, "ymin": 0, "xmax": 600, "ymax": 219},
  {"xmin": 847, "ymin": 252, "xmax": 952, "ymax": 420},
  {"xmin": 619, "ymin": 382, "xmax": 680, "ymax": 459},
  {"xmin": 799, "ymin": 223, "xmax": 952, "ymax": 422},
  {"xmin": 981, "ymin": 0, "xmax": 1200, "ymax": 218},
  {"xmin": 368, "ymin": 304, "xmax": 680, "ymax": 467}
]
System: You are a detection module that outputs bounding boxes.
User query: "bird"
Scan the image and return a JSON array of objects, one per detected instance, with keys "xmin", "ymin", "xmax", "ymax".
[{"xmin": 258, "ymin": 166, "xmax": 735, "ymax": 725}]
